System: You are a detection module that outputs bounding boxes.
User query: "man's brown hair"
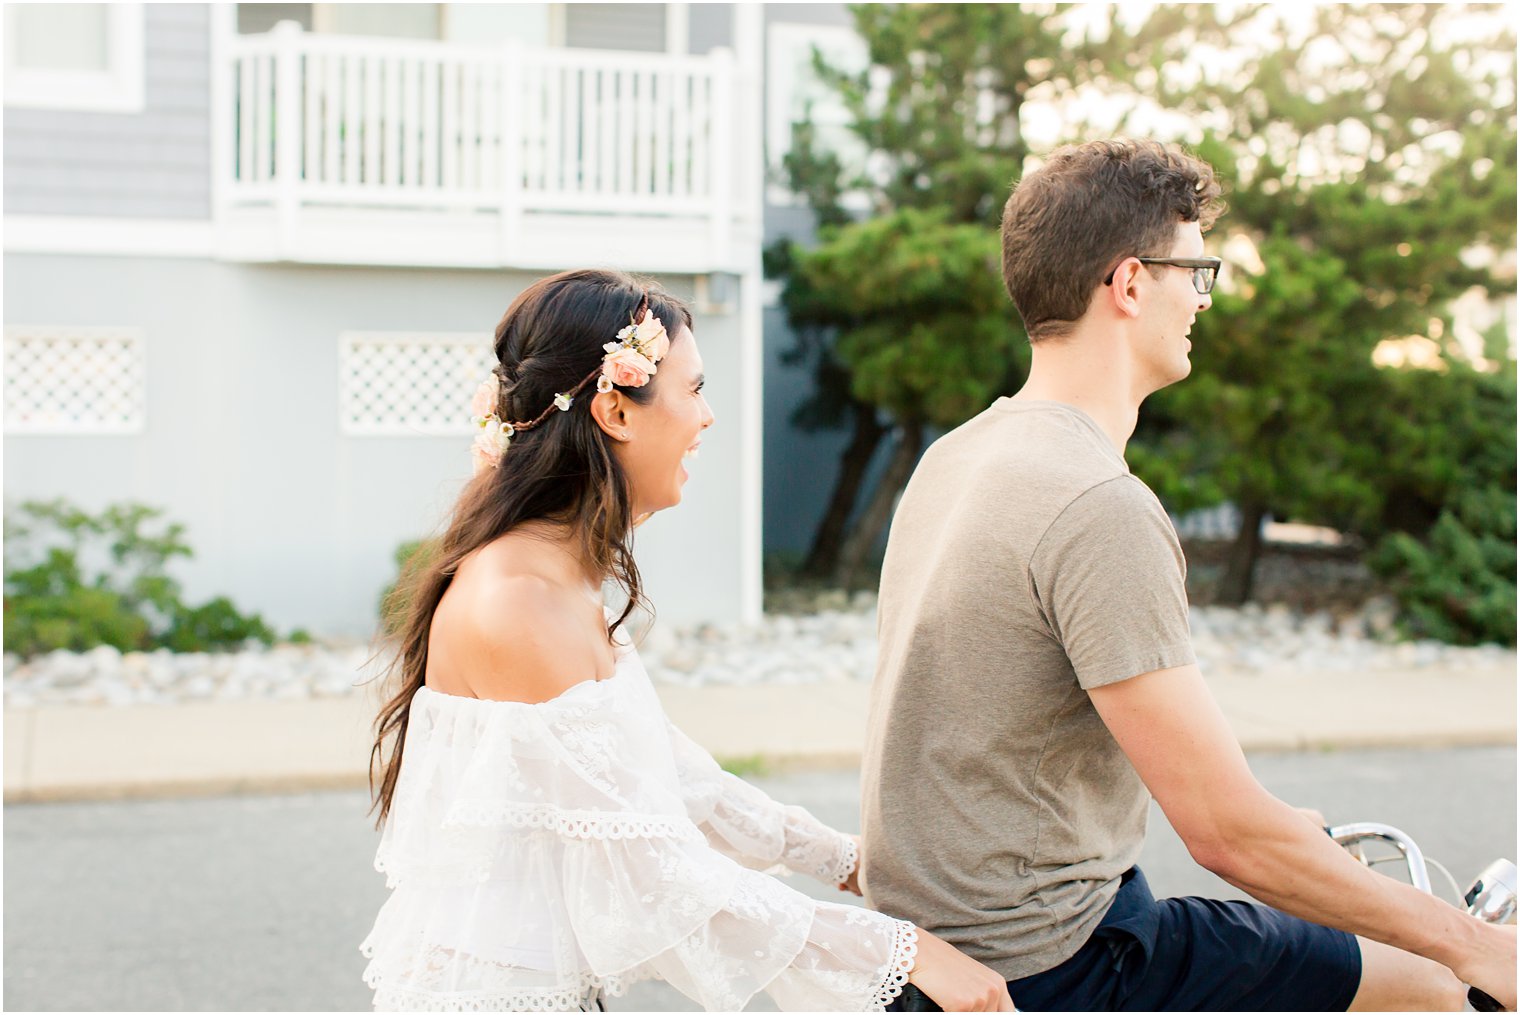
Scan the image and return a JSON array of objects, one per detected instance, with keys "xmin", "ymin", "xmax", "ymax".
[{"xmin": 1001, "ymin": 139, "xmax": 1225, "ymax": 341}]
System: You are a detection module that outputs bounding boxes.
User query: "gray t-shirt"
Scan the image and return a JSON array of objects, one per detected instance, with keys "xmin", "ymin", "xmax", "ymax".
[{"xmin": 860, "ymin": 399, "xmax": 1195, "ymax": 981}]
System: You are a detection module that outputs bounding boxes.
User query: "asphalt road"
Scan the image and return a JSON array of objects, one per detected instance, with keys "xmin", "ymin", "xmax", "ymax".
[{"xmin": 4, "ymin": 746, "xmax": 1515, "ymax": 1012}]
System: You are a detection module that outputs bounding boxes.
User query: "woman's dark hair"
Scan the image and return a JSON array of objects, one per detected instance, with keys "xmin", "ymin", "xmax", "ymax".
[
  {"xmin": 369, "ymin": 268, "xmax": 693, "ymax": 825},
  {"xmin": 1001, "ymin": 138, "xmax": 1226, "ymax": 341}
]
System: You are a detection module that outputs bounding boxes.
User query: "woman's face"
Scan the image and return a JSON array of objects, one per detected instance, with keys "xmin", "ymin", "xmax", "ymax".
[{"xmin": 608, "ymin": 325, "xmax": 714, "ymax": 517}]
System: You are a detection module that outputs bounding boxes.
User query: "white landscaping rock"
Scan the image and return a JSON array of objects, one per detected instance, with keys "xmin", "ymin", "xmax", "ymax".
[{"xmin": 3, "ymin": 596, "xmax": 1515, "ymax": 707}]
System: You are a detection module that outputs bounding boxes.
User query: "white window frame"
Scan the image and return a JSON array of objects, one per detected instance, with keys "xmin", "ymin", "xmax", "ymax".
[
  {"xmin": 665, "ymin": 2, "xmax": 689, "ymax": 55},
  {"xmin": 3, "ymin": 325, "xmax": 149, "ymax": 435},
  {"xmin": 765, "ymin": 21, "xmax": 871, "ymax": 211},
  {"xmin": 3, "ymin": 4, "xmax": 146, "ymax": 114},
  {"xmin": 547, "ymin": 3, "xmax": 567, "ymax": 47}
]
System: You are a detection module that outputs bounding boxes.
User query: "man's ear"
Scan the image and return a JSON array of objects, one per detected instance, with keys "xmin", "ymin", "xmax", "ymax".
[
  {"xmin": 588, "ymin": 389, "xmax": 630, "ymax": 441},
  {"xmin": 1109, "ymin": 258, "xmax": 1144, "ymax": 320}
]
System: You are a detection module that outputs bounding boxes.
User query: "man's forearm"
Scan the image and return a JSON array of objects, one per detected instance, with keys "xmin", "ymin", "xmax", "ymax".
[
  {"xmin": 1201, "ymin": 791, "xmax": 1487, "ymax": 975},
  {"xmin": 1089, "ymin": 664, "xmax": 1515, "ymax": 1006}
]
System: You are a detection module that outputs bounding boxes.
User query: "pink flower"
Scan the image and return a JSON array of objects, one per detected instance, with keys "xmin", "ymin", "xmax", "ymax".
[
  {"xmin": 633, "ymin": 314, "xmax": 669, "ymax": 362},
  {"xmin": 471, "ymin": 442, "xmax": 499, "ymax": 475},
  {"xmin": 601, "ymin": 346, "xmax": 659, "ymax": 388},
  {"xmin": 471, "ymin": 376, "xmax": 499, "ymax": 418},
  {"xmin": 471, "ymin": 420, "xmax": 512, "ymax": 474}
]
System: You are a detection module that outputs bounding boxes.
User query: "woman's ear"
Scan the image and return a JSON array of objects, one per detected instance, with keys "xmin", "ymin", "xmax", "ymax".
[{"xmin": 589, "ymin": 389, "xmax": 631, "ymax": 442}]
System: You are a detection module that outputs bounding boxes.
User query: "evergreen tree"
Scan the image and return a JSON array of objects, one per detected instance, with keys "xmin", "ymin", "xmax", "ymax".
[
  {"xmin": 1124, "ymin": 3, "xmax": 1517, "ymax": 602},
  {"xmin": 774, "ymin": 3, "xmax": 1152, "ymax": 581},
  {"xmin": 775, "ymin": 3, "xmax": 1516, "ymax": 632}
]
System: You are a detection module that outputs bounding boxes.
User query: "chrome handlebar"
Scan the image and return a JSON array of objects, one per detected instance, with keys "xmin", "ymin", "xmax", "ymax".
[
  {"xmin": 1326, "ymin": 821, "xmax": 1433, "ymax": 893},
  {"xmin": 1328, "ymin": 822, "xmax": 1515, "ymax": 1013}
]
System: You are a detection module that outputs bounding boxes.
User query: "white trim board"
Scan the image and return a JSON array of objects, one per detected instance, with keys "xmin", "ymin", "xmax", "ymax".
[{"xmin": 4, "ymin": 217, "xmax": 216, "ymax": 258}]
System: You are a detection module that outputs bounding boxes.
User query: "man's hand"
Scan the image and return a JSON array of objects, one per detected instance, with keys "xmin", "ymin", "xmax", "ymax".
[
  {"xmin": 1087, "ymin": 663, "xmax": 1512, "ymax": 1002},
  {"xmin": 1294, "ymin": 806, "xmax": 1327, "ymax": 830},
  {"xmin": 838, "ymin": 834, "xmax": 863, "ymax": 896},
  {"xmin": 1456, "ymin": 923, "xmax": 1517, "ymax": 1012}
]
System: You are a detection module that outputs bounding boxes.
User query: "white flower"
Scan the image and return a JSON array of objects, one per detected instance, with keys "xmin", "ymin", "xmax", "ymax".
[
  {"xmin": 596, "ymin": 375, "xmax": 614, "ymax": 393},
  {"xmin": 472, "ymin": 423, "xmax": 512, "ymax": 469},
  {"xmin": 553, "ymin": 392, "xmax": 573, "ymax": 412}
]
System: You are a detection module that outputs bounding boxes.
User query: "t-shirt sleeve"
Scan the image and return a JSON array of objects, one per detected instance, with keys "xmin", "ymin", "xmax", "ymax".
[{"xmin": 1028, "ymin": 475, "xmax": 1195, "ymax": 688}]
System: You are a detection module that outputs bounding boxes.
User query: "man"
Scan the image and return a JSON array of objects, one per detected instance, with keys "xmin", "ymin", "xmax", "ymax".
[{"xmin": 860, "ymin": 138, "xmax": 1517, "ymax": 1012}]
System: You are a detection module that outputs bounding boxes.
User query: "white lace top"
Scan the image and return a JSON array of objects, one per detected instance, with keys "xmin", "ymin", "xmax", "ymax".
[{"xmin": 360, "ymin": 639, "xmax": 917, "ymax": 1012}]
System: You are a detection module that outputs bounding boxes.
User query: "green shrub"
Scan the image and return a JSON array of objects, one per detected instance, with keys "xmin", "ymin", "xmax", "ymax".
[
  {"xmin": 1363, "ymin": 362, "xmax": 1517, "ymax": 646},
  {"xmin": 3, "ymin": 499, "xmax": 278, "ymax": 657},
  {"xmin": 164, "ymin": 596, "xmax": 277, "ymax": 653},
  {"xmin": 1371, "ymin": 492, "xmax": 1517, "ymax": 646},
  {"xmin": 378, "ymin": 538, "xmax": 439, "ymax": 636}
]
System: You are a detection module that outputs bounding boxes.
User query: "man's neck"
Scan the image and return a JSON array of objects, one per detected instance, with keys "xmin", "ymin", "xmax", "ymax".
[{"xmin": 1011, "ymin": 331, "xmax": 1145, "ymax": 456}]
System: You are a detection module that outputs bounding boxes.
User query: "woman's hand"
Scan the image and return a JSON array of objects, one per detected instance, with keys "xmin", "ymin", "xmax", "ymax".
[
  {"xmin": 838, "ymin": 835, "xmax": 863, "ymax": 896},
  {"xmin": 907, "ymin": 929, "xmax": 1017, "ymax": 1012}
]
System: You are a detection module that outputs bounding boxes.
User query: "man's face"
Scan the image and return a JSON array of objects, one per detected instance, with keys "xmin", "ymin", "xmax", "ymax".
[{"xmin": 1139, "ymin": 220, "xmax": 1213, "ymax": 391}]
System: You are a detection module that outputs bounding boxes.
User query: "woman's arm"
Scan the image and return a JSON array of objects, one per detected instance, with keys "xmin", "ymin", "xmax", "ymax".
[{"xmin": 665, "ymin": 718, "xmax": 859, "ymax": 887}]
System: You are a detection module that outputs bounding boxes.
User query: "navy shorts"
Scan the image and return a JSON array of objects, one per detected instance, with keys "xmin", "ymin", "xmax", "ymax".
[{"xmin": 891, "ymin": 867, "xmax": 1362, "ymax": 1012}]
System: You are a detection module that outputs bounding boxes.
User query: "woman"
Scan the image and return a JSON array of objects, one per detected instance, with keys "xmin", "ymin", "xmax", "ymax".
[{"xmin": 360, "ymin": 269, "xmax": 1013, "ymax": 1012}]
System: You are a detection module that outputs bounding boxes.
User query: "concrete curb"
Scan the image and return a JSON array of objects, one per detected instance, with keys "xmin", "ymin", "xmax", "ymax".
[{"xmin": 4, "ymin": 666, "xmax": 1514, "ymax": 803}]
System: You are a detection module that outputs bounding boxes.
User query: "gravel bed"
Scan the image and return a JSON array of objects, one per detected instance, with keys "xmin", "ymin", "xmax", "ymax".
[{"xmin": 4, "ymin": 595, "xmax": 1513, "ymax": 708}]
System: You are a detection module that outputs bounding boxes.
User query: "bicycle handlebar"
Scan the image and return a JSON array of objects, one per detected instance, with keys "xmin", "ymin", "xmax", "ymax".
[{"xmin": 1326, "ymin": 821, "xmax": 1433, "ymax": 893}]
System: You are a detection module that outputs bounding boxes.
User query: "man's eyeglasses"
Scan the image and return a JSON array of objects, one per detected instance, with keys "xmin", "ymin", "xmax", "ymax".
[{"xmin": 1104, "ymin": 256, "xmax": 1222, "ymax": 295}]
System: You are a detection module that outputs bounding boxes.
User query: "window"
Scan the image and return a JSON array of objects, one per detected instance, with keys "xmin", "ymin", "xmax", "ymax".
[
  {"xmin": 766, "ymin": 22, "xmax": 871, "ymax": 208},
  {"xmin": 339, "ymin": 332, "xmax": 495, "ymax": 436},
  {"xmin": 312, "ymin": 3, "xmax": 441, "ymax": 39},
  {"xmin": 3, "ymin": 4, "xmax": 145, "ymax": 113},
  {"xmin": 4, "ymin": 326, "xmax": 147, "ymax": 434}
]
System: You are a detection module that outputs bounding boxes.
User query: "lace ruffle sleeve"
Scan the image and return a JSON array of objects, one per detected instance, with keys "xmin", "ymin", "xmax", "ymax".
[
  {"xmin": 666, "ymin": 718, "xmax": 859, "ymax": 885},
  {"xmin": 360, "ymin": 665, "xmax": 914, "ymax": 1012}
]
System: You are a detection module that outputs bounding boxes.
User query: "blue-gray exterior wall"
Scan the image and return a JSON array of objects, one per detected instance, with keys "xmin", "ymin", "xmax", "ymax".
[
  {"xmin": 686, "ymin": 4, "xmax": 733, "ymax": 55},
  {"xmin": 760, "ymin": 2, "xmax": 875, "ymax": 560},
  {"xmin": 3, "ymin": 4, "xmax": 213, "ymax": 221},
  {"xmin": 3, "ymin": 254, "xmax": 747, "ymax": 636}
]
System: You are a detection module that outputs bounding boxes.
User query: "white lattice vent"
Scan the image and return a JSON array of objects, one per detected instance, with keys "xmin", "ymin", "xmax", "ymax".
[
  {"xmin": 4, "ymin": 326, "xmax": 147, "ymax": 434},
  {"xmin": 340, "ymin": 332, "xmax": 496, "ymax": 435}
]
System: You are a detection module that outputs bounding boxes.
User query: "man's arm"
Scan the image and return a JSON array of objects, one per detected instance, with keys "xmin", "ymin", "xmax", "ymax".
[{"xmin": 1088, "ymin": 663, "xmax": 1516, "ymax": 1009}]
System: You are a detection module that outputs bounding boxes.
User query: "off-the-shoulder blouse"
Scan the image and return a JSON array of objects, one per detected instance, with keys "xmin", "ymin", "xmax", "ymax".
[{"xmin": 360, "ymin": 638, "xmax": 916, "ymax": 1012}]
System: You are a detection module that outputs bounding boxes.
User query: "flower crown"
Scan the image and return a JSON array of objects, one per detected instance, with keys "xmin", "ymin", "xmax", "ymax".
[{"xmin": 470, "ymin": 294, "xmax": 670, "ymax": 474}]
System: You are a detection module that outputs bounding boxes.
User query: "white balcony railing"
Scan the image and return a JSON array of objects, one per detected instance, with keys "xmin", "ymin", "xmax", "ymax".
[{"xmin": 216, "ymin": 23, "xmax": 746, "ymax": 269}]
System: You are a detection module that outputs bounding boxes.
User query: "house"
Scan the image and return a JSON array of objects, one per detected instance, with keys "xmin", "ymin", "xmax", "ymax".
[{"xmin": 4, "ymin": 2, "xmax": 801, "ymax": 637}]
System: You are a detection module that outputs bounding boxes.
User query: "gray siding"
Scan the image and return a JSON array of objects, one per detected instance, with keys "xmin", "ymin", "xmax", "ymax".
[
  {"xmin": 564, "ymin": 4, "xmax": 665, "ymax": 52},
  {"xmin": 3, "ymin": 4, "xmax": 212, "ymax": 220},
  {"xmin": 3, "ymin": 254, "xmax": 748, "ymax": 636},
  {"xmin": 686, "ymin": 4, "xmax": 733, "ymax": 54}
]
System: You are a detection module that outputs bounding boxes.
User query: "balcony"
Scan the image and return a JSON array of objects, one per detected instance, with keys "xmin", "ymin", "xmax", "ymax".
[{"xmin": 214, "ymin": 23, "xmax": 756, "ymax": 273}]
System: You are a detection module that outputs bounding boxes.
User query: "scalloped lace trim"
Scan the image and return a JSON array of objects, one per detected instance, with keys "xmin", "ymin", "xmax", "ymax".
[
  {"xmin": 828, "ymin": 836, "xmax": 859, "ymax": 885},
  {"xmin": 871, "ymin": 921, "xmax": 918, "ymax": 1012},
  {"xmin": 441, "ymin": 803, "xmax": 705, "ymax": 841}
]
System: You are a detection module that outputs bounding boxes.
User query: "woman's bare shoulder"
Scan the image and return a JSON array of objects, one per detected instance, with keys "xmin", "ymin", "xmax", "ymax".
[{"xmin": 429, "ymin": 539, "xmax": 609, "ymax": 704}]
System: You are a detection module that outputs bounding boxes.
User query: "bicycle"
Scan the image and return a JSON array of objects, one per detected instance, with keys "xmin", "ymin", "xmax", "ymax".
[{"xmin": 1328, "ymin": 822, "xmax": 1516, "ymax": 1012}]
